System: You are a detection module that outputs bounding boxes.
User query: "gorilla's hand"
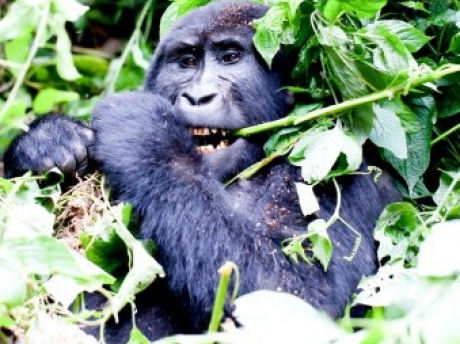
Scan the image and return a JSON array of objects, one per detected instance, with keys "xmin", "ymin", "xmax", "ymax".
[{"xmin": 3, "ymin": 114, "xmax": 95, "ymax": 178}]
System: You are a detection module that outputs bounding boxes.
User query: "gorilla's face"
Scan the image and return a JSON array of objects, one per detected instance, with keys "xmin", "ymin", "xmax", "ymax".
[{"xmin": 145, "ymin": 1, "xmax": 290, "ymax": 178}]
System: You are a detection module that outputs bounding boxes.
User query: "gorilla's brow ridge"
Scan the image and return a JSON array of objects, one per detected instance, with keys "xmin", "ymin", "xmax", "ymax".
[
  {"xmin": 210, "ymin": 37, "xmax": 246, "ymax": 51},
  {"xmin": 163, "ymin": 39, "xmax": 202, "ymax": 57}
]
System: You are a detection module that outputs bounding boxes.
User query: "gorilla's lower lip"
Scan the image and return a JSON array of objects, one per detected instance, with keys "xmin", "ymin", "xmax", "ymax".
[{"xmin": 189, "ymin": 127, "xmax": 236, "ymax": 154}]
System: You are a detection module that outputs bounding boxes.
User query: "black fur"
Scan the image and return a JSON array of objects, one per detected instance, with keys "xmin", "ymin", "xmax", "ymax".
[{"xmin": 3, "ymin": 1, "xmax": 400, "ymax": 342}]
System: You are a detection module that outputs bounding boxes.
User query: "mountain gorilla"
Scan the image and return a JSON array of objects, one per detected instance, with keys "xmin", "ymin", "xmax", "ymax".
[{"xmin": 4, "ymin": 0, "xmax": 399, "ymax": 342}]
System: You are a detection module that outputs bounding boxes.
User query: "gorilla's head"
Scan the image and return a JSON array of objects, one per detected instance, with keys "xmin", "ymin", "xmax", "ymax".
[{"xmin": 145, "ymin": 1, "xmax": 290, "ymax": 179}]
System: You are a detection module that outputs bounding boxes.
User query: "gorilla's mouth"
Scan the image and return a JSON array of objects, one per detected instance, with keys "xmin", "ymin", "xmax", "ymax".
[{"xmin": 189, "ymin": 127, "xmax": 236, "ymax": 154}]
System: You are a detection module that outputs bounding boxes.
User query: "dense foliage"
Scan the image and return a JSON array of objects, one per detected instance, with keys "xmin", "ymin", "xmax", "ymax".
[{"xmin": 0, "ymin": 0, "xmax": 459, "ymax": 343}]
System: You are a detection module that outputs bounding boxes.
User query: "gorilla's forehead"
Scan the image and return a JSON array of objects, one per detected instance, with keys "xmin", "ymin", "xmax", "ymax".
[{"xmin": 163, "ymin": 1, "xmax": 268, "ymax": 42}]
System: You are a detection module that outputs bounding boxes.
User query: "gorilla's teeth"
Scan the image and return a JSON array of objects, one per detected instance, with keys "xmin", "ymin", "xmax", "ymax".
[
  {"xmin": 196, "ymin": 140, "xmax": 230, "ymax": 154},
  {"xmin": 190, "ymin": 127, "xmax": 230, "ymax": 137}
]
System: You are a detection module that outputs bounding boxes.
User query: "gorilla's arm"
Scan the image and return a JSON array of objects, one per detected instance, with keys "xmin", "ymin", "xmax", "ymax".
[{"xmin": 91, "ymin": 91, "xmax": 281, "ymax": 327}]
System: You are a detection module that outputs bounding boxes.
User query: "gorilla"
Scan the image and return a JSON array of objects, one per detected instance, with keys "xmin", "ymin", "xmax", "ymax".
[{"xmin": 3, "ymin": 0, "xmax": 400, "ymax": 342}]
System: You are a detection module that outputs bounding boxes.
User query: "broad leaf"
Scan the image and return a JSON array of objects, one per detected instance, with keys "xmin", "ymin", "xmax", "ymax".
[
  {"xmin": 33, "ymin": 88, "xmax": 80, "ymax": 114},
  {"xmin": 369, "ymin": 103, "xmax": 408, "ymax": 159},
  {"xmin": 382, "ymin": 97, "xmax": 433, "ymax": 197}
]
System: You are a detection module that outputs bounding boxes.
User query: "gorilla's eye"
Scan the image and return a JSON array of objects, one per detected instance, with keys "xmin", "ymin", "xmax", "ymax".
[
  {"xmin": 221, "ymin": 51, "xmax": 241, "ymax": 65},
  {"xmin": 179, "ymin": 55, "xmax": 198, "ymax": 68}
]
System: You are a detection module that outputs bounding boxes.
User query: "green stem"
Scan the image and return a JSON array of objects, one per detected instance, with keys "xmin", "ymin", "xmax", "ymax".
[
  {"xmin": 431, "ymin": 122, "xmax": 460, "ymax": 146},
  {"xmin": 293, "ymin": 89, "xmax": 393, "ymax": 125},
  {"xmin": 0, "ymin": 59, "xmax": 21, "ymax": 69},
  {"xmin": 104, "ymin": 0, "xmax": 154, "ymax": 94},
  {"xmin": 234, "ymin": 117, "xmax": 295, "ymax": 137},
  {"xmin": 0, "ymin": 3, "xmax": 50, "ymax": 123},
  {"xmin": 234, "ymin": 64, "xmax": 460, "ymax": 137},
  {"xmin": 207, "ymin": 262, "xmax": 234, "ymax": 334}
]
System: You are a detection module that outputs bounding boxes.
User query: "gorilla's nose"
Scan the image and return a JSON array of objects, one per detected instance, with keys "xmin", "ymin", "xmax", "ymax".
[
  {"xmin": 182, "ymin": 92, "xmax": 217, "ymax": 106},
  {"xmin": 177, "ymin": 84, "xmax": 222, "ymax": 113}
]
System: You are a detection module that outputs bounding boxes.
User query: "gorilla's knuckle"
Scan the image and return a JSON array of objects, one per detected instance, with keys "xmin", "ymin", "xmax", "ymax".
[
  {"xmin": 80, "ymin": 128, "xmax": 95, "ymax": 144},
  {"xmin": 37, "ymin": 157, "xmax": 55, "ymax": 173}
]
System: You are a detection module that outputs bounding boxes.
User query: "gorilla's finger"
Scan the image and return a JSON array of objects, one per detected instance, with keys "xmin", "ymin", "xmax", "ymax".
[
  {"xmin": 51, "ymin": 150, "xmax": 77, "ymax": 175},
  {"xmin": 79, "ymin": 127, "xmax": 95, "ymax": 145},
  {"xmin": 74, "ymin": 143, "xmax": 88, "ymax": 165},
  {"xmin": 35, "ymin": 157, "xmax": 56, "ymax": 175}
]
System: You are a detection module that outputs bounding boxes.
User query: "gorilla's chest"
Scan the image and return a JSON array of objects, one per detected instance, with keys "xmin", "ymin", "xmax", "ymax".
[{"xmin": 226, "ymin": 163, "xmax": 307, "ymax": 235}]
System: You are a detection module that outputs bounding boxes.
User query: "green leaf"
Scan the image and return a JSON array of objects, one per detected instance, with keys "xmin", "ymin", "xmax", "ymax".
[
  {"xmin": 295, "ymin": 125, "xmax": 343, "ymax": 183},
  {"xmin": 322, "ymin": 0, "xmax": 387, "ymax": 20},
  {"xmin": 0, "ymin": 99, "xmax": 28, "ymax": 125},
  {"xmin": 349, "ymin": 104, "xmax": 374, "ymax": 144},
  {"xmin": 109, "ymin": 240, "xmax": 164, "ymax": 315},
  {"xmin": 0, "ymin": 237, "xmax": 77, "ymax": 276},
  {"xmin": 373, "ymin": 202, "xmax": 422, "ymax": 265},
  {"xmin": 0, "ymin": 2, "xmax": 39, "ymax": 41},
  {"xmin": 4, "ymin": 203, "xmax": 55, "ymax": 238},
  {"xmin": 73, "ymin": 55, "xmax": 109, "ymax": 77},
  {"xmin": 33, "ymin": 88, "xmax": 80, "ymax": 114},
  {"xmin": 159, "ymin": 2, "xmax": 179, "ymax": 38},
  {"xmin": 160, "ymin": 0, "xmax": 212, "ymax": 38},
  {"xmin": 433, "ymin": 171, "xmax": 460, "ymax": 220},
  {"xmin": 254, "ymin": 0, "xmax": 303, "ymax": 67},
  {"xmin": 290, "ymin": 123, "xmax": 362, "ymax": 183},
  {"xmin": 175, "ymin": 0, "xmax": 211, "ymax": 16},
  {"xmin": 370, "ymin": 20, "xmax": 431, "ymax": 53},
  {"xmin": 52, "ymin": 0, "xmax": 89, "ymax": 22},
  {"xmin": 264, "ymin": 127, "xmax": 304, "ymax": 156},
  {"xmin": 4, "ymin": 33, "xmax": 32, "ymax": 76},
  {"xmin": 436, "ymin": 85, "xmax": 460, "ymax": 118},
  {"xmin": 295, "ymin": 182, "xmax": 319, "ymax": 216},
  {"xmin": 0, "ymin": 258, "xmax": 28, "ymax": 308},
  {"xmin": 366, "ymin": 24, "xmax": 417, "ymax": 76},
  {"xmin": 400, "ymin": 1, "xmax": 428, "ymax": 13},
  {"xmin": 127, "ymin": 327, "xmax": 151, "ymax": 344},
  {"xmin": 317, "ymin": 25, "xmax": 350, "ymax": 47},
  {"xmin": 52, "ymin": 18, "xmax": 81, "ymax": 80},
  {"xmin": 382, "ymin": 97, "xmax": 433, "ymax": 197},
  {"xmin": 354, "ymin": 59, "xmax": 408, "ymax": 91},
  {"xmin": 321, "ymin": 0, "xmax": 342, "ymax": 21},
  {"xmin": 324, "ymin": 47, "xmax": 368, "ymax": 99},
  {"xmin": 45, "ymin": 251, "xmax": 115, "ymax": 308},
  {"xmin": 334, "ymin": 134, "xmax": 362, "ymax": 175},
  {"xmin": 81, "ymin": 225, "xmax": 129, "ymax": 277},
  {"xmin": 83, "ymin": 203, "xmax": 164, "ymax": 316},
  {"xmin": 254, "ymin": 18, "xmax": 283, "ymax": 68},
  {"xmin": 448, "ymin": 32, "xmax": 460, "ymax": 53},
  {"xmin": 308, "ymin": 219, "xmax": 333, "ymax": 271},
  {"xmin": 0, "ymin": 314, "xmax": 16, "ymax": 328},
  {"xmin": 369, "ymin": 103, "xmax": 408, "ymax": 159}
]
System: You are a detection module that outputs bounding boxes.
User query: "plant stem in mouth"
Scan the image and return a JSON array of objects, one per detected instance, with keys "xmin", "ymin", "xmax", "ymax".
[{"xmin": 233, "ymin": 64, "xmax": 460, "ymax": 137}]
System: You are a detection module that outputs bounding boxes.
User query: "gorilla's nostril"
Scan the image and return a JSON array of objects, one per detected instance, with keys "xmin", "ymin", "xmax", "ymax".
[
  {"xmin": 197, "ymin": 94, "xmax": 217, "ymax": 106},
  {"xmin": 182, "ymin": 93, "xmax": 197, "ymax": 106},
  {"xmin": 182, "ymin": 92, "xmax": 217, "ymax": 107}
]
